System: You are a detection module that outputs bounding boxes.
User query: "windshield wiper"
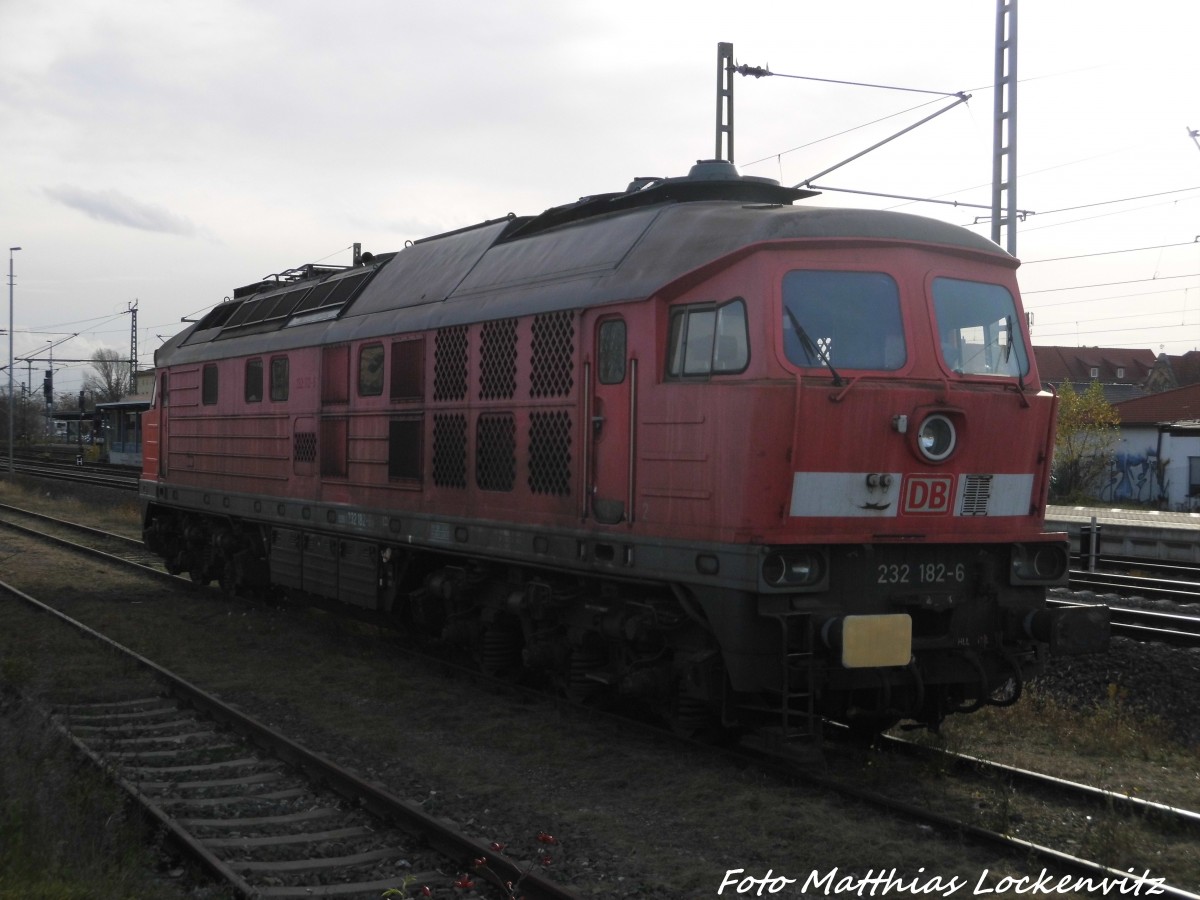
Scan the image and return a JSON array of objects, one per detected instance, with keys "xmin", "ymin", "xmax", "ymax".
[
  {"xmin": 784, "ymin": 305, "xmax": 844, "ymax": 386},
  {"xmin": 1006, "ymin": 315, "xmax": 1029, "ymax": 399}
]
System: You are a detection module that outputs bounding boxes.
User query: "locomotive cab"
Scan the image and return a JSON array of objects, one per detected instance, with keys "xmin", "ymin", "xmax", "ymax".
[{"xmin": 683, "ymin": 220, "xmax": 1107, "ymax": 730}]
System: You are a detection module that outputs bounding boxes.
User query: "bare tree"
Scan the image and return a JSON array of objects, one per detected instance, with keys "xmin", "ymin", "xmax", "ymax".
[{"xmin": 84, "ymin": 348, "xmax": 131, "ymax": 402}]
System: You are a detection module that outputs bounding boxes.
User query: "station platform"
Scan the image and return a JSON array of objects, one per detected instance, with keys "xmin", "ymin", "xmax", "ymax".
[{"xmin": 1045, "ymin": 505, "xmax": 1200, "ymax": 562}]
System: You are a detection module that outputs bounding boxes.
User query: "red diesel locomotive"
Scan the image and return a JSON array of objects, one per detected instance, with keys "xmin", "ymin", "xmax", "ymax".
[{"xmin": 140, "ymin": 161, "xmax": 1108, "ymax": 738}]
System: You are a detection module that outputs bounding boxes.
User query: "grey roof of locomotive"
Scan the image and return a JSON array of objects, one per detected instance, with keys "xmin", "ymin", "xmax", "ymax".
[{"xmin": 156, "ymin": 175, "xmax": 1013, "ymax": 368}]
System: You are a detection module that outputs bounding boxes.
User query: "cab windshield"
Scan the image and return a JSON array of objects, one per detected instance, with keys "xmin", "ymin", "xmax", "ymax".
[
  {"xmin": 932, "ymin": 277, "xmax": 1029, "ymax": 377},
  {"xmin": 781, "ymin": 270, "xmax": 905, "ymax": 372}
]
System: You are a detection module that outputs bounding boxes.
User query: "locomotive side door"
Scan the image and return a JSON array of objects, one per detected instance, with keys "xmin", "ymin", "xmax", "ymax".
[
  {"xmin": 588, "ymin": 315, "xmax": 634, "ymax": 525},
  {"xmin": 144, "ymin": 370, "xmax": 166, "ymax": 477}
]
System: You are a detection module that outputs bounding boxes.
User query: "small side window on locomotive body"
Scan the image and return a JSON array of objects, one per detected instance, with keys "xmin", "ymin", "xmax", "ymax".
[
  {"xmin": 713, "ymin": 301, "xmax": 749, "ymax": 373},
  {"xmin": 389, "ymin": 416, "xmax": 423, "ymax": 480},
  {"xmin": 245, "ymin": 358, "xmax": 263, "ymax": 403},
  {"xmin": 666, "ymin": 298, "xmax": 749, "ymax": 379},
  {"xmin": 359, "ymin": 344, "xmax": 385, "ymax": 396},
  {"xmin": 598, "ymin": 319, "xmax": 626, "ymax": 384},
  {"xmin": 202, "ymin": 364, "xmax": 218, "ymax": 405},
  {"xmin": 270, "ymin": 356, "xmax": 289, "ymax": 401},
  {"xmin": 390, "ymin": 338, "xmax": 425, "ymax": 401}
]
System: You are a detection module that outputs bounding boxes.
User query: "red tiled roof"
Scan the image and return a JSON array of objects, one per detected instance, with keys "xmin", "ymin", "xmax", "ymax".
[
  {"xmin": 1114, "ymin": 383, "xmax": 1200, "ymax": 424},
  {"xmin": 1032, "ymin": 345, "xmax": 1155, "ymax": 384}
]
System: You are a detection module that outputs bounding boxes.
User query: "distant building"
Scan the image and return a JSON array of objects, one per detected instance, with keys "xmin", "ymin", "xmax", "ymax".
[
  {"xmin": 1031, "ymin": 349, "xmax": 1200, "ymax": 507},
  {"xmin": 1144, "ymin": 350, "xmax": 1200, "ymax": 392},
  {"xmin": 94, "ymin": 369, "xmax": 154, "ymax": 467},
  {"xmin": 1032, "ymin": 345, "xmax": 1155, "ymax": 404},
  {"xmin": 1094, "ymin": 385, "xmax": 1200, "ymax": 509},
  {"xmin": 1116, "ymin": 383, "xmax": 1200, "ymax": 424}
]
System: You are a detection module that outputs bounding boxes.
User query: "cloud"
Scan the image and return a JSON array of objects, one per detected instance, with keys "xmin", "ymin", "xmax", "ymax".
[{"xmin": 43, "ymin": 184, "xmax": 199, "ymax": 236}]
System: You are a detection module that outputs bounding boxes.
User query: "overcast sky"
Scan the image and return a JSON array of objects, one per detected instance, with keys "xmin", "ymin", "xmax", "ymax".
[{"xmin": 2, "ymin": 0, "xmax": 1198, "ymax": 397}]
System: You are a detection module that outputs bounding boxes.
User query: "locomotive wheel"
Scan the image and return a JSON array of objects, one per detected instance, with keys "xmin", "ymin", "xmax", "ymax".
[{"xmin": 218, "ymin": 558, "xmax": 241, "ymax": 598}]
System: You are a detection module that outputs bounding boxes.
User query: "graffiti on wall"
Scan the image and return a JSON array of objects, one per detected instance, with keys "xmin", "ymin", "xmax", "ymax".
[{"xmin": 1102, "ymin": 446, "xmax": 1166, "ymax": 504}]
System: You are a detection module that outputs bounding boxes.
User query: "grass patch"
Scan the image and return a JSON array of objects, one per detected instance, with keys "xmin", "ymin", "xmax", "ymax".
[
  {"xmin": 945, "ymin": 681, "xmax": 1180, "ymax": 764},
  {"xmin": 0, "ymin": 697, "xmax": 184, "ymax": 899},
  {"xmin": 0, "ymin": 479, "xmax": 142, "ymax": 537}
]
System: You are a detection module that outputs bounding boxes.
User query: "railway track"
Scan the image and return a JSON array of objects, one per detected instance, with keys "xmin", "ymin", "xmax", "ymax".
[
  {"xmin": 799, "ymin": 730, "xmax": 1200, "ymax": 900},
  {"xmin": 0, "ymin": 502, "xmax": 168, "ymax": 575},
  {"xmin": 871, "ymin": 731, "xmax": 1200, "ymax": 831},
  {"xmin": 11, "ymin": 562, "xmax": 1198, "ymax": 899},
  {"xmin": 2, "ymin": 499, "xmax": 1199, "ymax": 893},
  {"xmin": 1051, "ymin": 595, "xmax": 1200, "ymax": 647},
  {"xmin": 2, "ymin": 455, "xmax": 140, "ymax": 491},
  {"xmin": 1, "ymin": 577, "xmax": 579, "ymax": 900},
  {"xmin": 1070, "ymin": 566, "xmax": 1200, "ymax": 602}
]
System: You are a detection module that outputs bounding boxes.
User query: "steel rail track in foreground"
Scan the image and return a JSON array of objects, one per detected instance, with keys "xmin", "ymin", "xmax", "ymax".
[
  {"xmin": 870, "ymin": 731, "xmax": 1200, "ymax": 831},
  {"xmin": 369, "ymin": 617, "xmax": 1200, "ymax": 899},
  {"xmin": 1049, "ymin": 596, "xmax": 1200, "ymax": 648},
  {"xmin": 0, "ymin": 502, "xmax": 174, "ymax": 580},
  {"xmin": 1075, "ymin": 554, "xmax": 1200, "ymax": 583},
  {"xmin": 1069, "ymin": 568, "xmax": 1200, "ymax": 603},
  {"xmin": 737, "ymin": 733, "xmax": 1200, "ymax": 900},
  {"xmin": 0, "ymin": 577, "xmax": 581, "ymax": 900}
]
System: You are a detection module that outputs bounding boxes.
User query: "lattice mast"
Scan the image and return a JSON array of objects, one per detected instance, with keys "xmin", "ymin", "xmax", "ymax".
[
  {"xmin": 991, "ymin": 0, "xmax": 1018, "ymax": 255},
  {"xmin": 128, "ymin": 300, "xmax": 138, "ymax": 389},
  {"xmin": 715, "ymin": 42, "xmax": 734, "ymax": 162}
]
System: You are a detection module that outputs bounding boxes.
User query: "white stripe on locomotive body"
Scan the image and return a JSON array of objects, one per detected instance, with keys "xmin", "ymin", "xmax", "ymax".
[{"xmin": 789, "ymin": 472, "xmax": 1036, "ymax": 518}]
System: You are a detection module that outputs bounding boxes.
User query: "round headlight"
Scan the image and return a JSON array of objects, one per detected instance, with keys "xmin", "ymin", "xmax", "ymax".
[
  {"xmin": 1032, "ymin": 545, "xmax": 1067, "ymax": 580},
  {"xmin": 762, "ymin": 550, "xmax": 824, "ymax": 587},
  {"xmin": 917, "ymin": 414, "xmax": 956, "ymax": 462},
  {"xmin": 1011, "ymin": 543, "xmax": 1069, "ymax": 583}
]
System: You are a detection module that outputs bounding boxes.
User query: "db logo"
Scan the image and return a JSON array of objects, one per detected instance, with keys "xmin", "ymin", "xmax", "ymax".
[{"xmin": 901, "ymin": 475, "xmax": 955, "ymax": 515}]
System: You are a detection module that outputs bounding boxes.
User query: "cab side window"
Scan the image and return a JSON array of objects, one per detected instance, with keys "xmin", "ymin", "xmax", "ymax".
[{"xmin": 666, "ymin": 298, "xmax": 749, "ymax": 378}]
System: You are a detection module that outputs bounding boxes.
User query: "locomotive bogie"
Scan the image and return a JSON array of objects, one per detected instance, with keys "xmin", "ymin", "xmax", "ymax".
[{"xmin": 141, "ymin": 162, "xmax": 1108, "ymax": 738}]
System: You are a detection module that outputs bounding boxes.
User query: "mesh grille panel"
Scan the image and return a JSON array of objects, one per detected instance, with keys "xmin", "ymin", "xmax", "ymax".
[
  {"xmin": 479, "ymin": 318, "xmax": 517, "ymax": 400},
  {"xmin": 476, "ymin": 413, "xmax": 516, "ymax": 491},
  {"xmin": 530, "ymin": 311, "xmax": 574, "ymax": 398},
  {"xmin": 432, "ymin": 413, "xmax": 467, "ymax": 488},
  {"xmin": 528, "ymin": 411, "xmax": 572, "ymax": 496},
  {"xmin": 294, "ymin": 431, "xmax": 317, "ymax": 463},
  {"xmin": 433, "ymin": 325, "xmax": 468, "ymax": 401}
]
